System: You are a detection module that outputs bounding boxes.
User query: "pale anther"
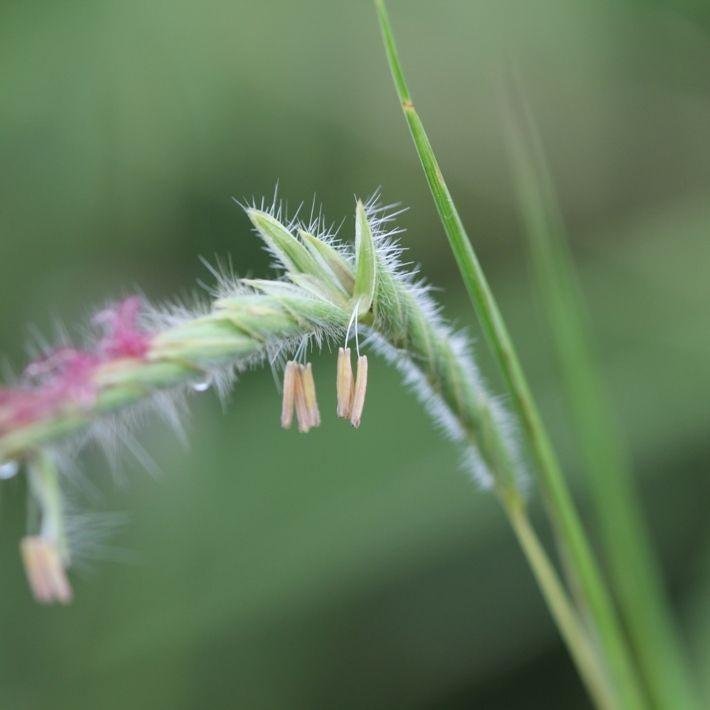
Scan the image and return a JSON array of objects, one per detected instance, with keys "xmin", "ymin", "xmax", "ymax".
[{"xmin": 350, "ymin": 355, "xmax": 368, "ymax": 429}]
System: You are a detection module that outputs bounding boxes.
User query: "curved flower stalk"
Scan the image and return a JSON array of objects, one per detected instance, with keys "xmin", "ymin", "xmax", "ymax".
[{"xmin": 0, "ymin": 194, "xmax": 610, "ymax": 704}]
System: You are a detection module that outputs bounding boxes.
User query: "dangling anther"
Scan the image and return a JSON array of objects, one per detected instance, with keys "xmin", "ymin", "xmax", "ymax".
[
  {"xmin": 20, "ymin": 536, "xmax": 73, "ymax": 605},
  {"xmin": 300, "ymin": 363, "xmax": 321, "ymax": 428},
  {"xmin": 293, "ymin": 364, "xmax": 311, "ymax": 433},
  {"xmin": 350, "ymin": 355, "xmax": 368, "ymax": 429},
  {"xmin": 336, "ymin": 347, "xmax": 354, "ymax": 418},
  {"xmin": 280, "ymin": 361, "xmax": 297, "ymax": 429}
]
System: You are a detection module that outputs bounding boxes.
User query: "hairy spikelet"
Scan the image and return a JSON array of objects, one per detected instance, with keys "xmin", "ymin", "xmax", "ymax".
[{"xmin": 360, "ymin": 196, "xmax": 523, "ymax": 490}]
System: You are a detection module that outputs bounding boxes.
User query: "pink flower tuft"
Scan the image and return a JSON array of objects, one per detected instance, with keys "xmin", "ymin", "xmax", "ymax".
[
  {"xmin": 95, "ymin": 296, "xmax": 151, "ymax": 359},
  {"xmin": 25, "ymin": 347, "xmax": 98, "ymax": 385},
  {"xmin": 0, "ymin": 348, "xmax": 101, "ymax": 433},
  {"xmin": 0, "ymin": 296, "xmax": 152, "ymax": 435},
  {"xmin": 0, "ymin": 387, "xmax": 38, "ymax": 431}
]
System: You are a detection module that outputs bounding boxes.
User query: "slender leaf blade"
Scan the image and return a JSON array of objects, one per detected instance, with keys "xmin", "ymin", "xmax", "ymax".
[
  {"xmin": 505, "ymin": 94, "xmax": 700, "ymax": 710},
  {"xmin": 374, "ymin": 3, "xmax": 647, "ymax": 707}
]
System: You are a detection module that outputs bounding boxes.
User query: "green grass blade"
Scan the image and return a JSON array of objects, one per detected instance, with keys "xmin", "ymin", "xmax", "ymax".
[
  {"xmin": 504, "ymin": 93, "xmax": 700, "ymax": 710},
  {"xmin": 373, "ymin": 2, "xmax": 647, "ymax": 707},
  {"xmin": 503, "ymin": 495, "xmax": 615, "ymax": 710}
]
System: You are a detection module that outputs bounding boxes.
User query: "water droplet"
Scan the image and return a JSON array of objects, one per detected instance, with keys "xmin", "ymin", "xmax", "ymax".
[
  {"xmin": 190, "ymin": 375, "xmax": 212, "ymax": 393},
  {"xmin": 0, "ymin": 460, "xmax": 20, "ymax": 480}
]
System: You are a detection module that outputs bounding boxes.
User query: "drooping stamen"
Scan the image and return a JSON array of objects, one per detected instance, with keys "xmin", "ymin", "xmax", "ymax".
[
  {"xmin": 336, "ymin": 347, "xmax": 354, "ymax": 418},
  {"xmin": 300, "ymin": 363, "xmax": 320, "ymax": 428},
  {"xmin": 281, "ymin": 361, "xmax": 297, "ymax": 429},
  {"xmin": 350, "ymin": 355, "xmax": 368, "ymax": 428},
  {"xmin": 293, "ymin": 366, "xmax": 311, "ymax": 434},
  {"xmin": 20, "ymin": 536, "xmax": 73, "ymax": 605},
  {"xmin": 344, "ymin": 301, "xmax": 360, "ymax": 355}
]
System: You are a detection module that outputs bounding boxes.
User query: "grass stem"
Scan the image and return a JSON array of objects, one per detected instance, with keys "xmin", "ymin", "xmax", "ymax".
[
  {"xmin": 503, "ymin": 492, "xmax": 614, "ymax": 710},
  {"xmin": 373, "ymin": 2, "xmax": 647, "ymax": 706}
]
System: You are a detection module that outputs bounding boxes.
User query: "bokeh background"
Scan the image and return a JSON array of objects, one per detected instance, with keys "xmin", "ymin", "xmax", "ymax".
[{"xmin": 1, "ymin": 0, "xmax": 710, "ymax": 707}]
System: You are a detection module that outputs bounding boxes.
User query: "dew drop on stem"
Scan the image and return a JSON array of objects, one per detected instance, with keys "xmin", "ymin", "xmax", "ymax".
[
  {"xmin": 0, "ymin": 460, "xmax": 20, "ymax": 480},
  {"xmin": 190, "ymin": 375, "xmax": 212, "ymax": 393}
]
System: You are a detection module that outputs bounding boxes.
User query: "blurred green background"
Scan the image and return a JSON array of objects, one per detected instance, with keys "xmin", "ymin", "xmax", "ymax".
[{"xmin": 2, "ymin": 0, "xmax": 710, "ymax": 707}]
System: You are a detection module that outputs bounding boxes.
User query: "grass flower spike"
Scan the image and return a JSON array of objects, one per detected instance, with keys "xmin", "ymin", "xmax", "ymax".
[
  {"xmin": 0, "ymin": 188, "xmax": 612, "ymax": 708},
  {"xmin": 0, "ymin": 193, "xmax": 526, "ymax": 609}
]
